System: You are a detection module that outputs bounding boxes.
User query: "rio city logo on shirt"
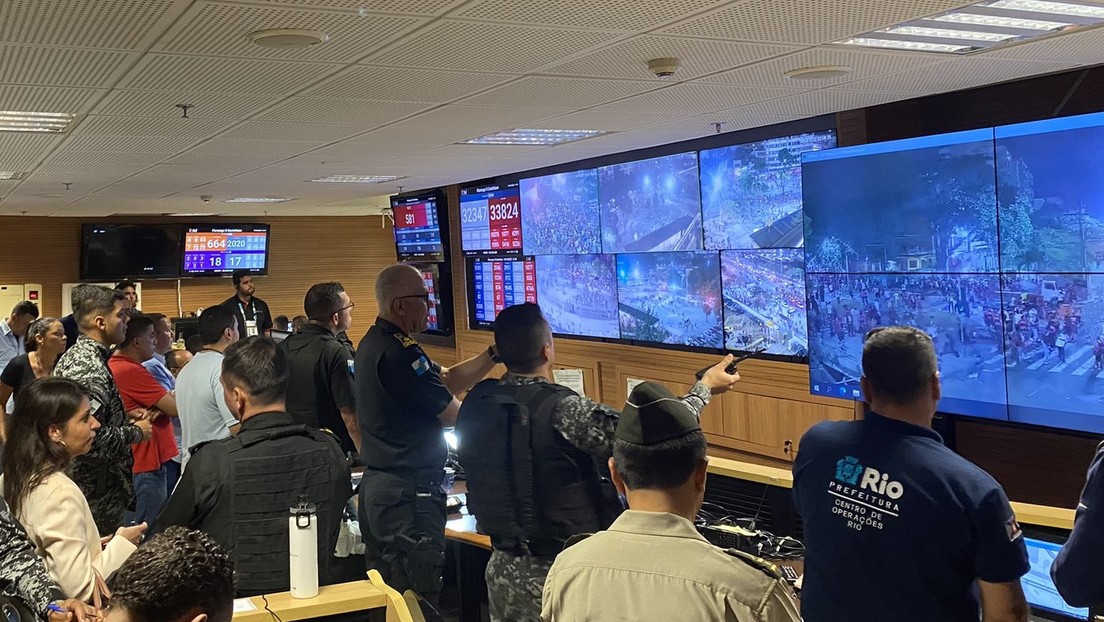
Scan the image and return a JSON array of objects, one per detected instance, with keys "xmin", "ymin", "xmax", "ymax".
[{"xmin": 828, "ymin": 456, "xmax": 905, "ymax": 532}]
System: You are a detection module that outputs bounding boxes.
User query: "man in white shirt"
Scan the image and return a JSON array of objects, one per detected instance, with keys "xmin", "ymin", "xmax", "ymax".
[
  {"xmin": 0, "ymin": 301, "xmax": 39, "ymax": 373},
  {"xmin": 175, "ymin": 305, "xmax": 239, "ymax": 469}
]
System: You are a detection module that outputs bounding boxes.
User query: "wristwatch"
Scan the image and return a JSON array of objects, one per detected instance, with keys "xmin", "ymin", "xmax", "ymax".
[{"xmin": 487, "ymin": 344, "xmax": 502, "ymax": 363}]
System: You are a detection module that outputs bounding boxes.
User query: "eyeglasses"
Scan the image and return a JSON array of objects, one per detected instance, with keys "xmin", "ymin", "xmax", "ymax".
[
  {"xmin": 397, "ymin": 293, "xmax": 433, "ymax": 304},
  {"xmin": 334, "ymin": 302, "xmax": 355, "ymax": 314}
]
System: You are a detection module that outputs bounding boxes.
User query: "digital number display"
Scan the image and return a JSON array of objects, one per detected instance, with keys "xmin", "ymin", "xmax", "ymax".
[
  {"xmin": 421, "ymin": 268, "xmax": 440, "ymax": 332},
  {"xmin": 182, "ymin": 227, "xmax": 269, "ymax": 274},
  {"xmin": 460, "ymin": 182, "xmax": 522, "ymax": 256},
  {"xmin": 393, "ymin": 194, "xmax": 445, "ymax": 260},
  {"xmin": 471, "ymin": 257, "xmax": 537, "ymax": 327}
]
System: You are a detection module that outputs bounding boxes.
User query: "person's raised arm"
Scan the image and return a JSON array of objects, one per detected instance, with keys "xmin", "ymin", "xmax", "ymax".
[
  {"xmin": 977, "ymin": 579, "xmax": 1029, "ymax": 622},
  {"xmin": 439, "ymin": 346, "xmax": 498, "ymax": 395}
]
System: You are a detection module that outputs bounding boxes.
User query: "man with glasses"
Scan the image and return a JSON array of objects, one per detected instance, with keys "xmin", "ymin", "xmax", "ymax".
[
  {"xmin": 793, "ymin": 325, "xmax": 1029, "ymax": 622},
  {"xmin": 279, "ymin": 281, "xmax": 360, "ymax": 456},
  {"xmin": 354, "ymin": 263, "xmax": 499, "ymax": 604}
]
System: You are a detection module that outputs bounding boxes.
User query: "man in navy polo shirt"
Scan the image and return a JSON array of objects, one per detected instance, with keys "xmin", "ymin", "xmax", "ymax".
[{"xmin": 793, "ymin": 325, "xmax": 1030, "ymax": 622}]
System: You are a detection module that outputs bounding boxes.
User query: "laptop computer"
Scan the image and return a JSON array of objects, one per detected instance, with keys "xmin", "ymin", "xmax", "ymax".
[{"xmin": 1023, "ymin": 532, "xmax": 1089, "ymax": 621}]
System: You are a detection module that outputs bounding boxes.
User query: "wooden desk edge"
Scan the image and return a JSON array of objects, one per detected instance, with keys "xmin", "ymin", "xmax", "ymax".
[
  {"xmin": 1010, "ymin": 501, "xmax": 1076, "ymax": 530},
  {"xmin": 446, "ymin": 526, "xmax": 492, "ymax": 550},
  {"xmin": 233, "ymin": 581, "xmax": 387, "ymax": 621}
]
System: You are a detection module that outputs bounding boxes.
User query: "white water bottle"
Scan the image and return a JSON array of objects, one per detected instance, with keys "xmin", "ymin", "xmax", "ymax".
[{"xmin": 289, "ymin": 495, "xmax": 319, "ymax": 599}]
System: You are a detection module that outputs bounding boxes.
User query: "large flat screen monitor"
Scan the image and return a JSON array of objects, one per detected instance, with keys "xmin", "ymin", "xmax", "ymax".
[
  {"xmin": 721, "ymin": 249, "xmax": 807, "ymax": 356},
  {"xmin": 81, "ymin": 223, "xmax": 183, "ymax": 280},
  {"xmin": 392, "ymin": 190, "xmax": 447, "ymax": 261},
  {"xmin": 702, "ymin": 130, "xmax": 836, "ymax": 250},
  {"xmin": 616, "ymin": 251, "xmax": 722, "ymax": 348},
  {"xmin": 520, "ymin": 169, "xmax": 601, "ymax": 255},
  {"xmin": 468, "ymin": 256, "xmax": 537, "ymax": 329},
  {"xmin": 181, "ymin": 224, "xmax": 269, "ymax": 276},
  {"xmin": 803, "ymin": 128, "xmax": 998, "ymax": 273},
  {"xmin": 535, "ymin": 254, "xmax": 619, "ymax": 338},
  {"xmin": 459, "ymin": 181, "xmax": 522, "ymax": 256},
  {"xmin": 599, "ymin": 151, "xmax": 702, "ymax": 253},
  {"xmin": 805, "ymin": 273, "xmax": 1008, "ymax": 420}
]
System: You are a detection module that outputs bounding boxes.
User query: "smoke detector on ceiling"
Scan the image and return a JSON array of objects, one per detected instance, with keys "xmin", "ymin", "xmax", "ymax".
[
  {"xmin": 248, "ymin": 28, "xmax": 329, "ymax": 49},
  {"xmin": 647, "ymin": 58, "xmax": 681, "ymax": 78},
  {"xmin": 783, "ymin": 65, "xmax": 853, "ymax": 81}
]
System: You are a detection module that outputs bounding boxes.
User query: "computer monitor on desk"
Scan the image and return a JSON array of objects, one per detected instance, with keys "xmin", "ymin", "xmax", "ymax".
[{"xmin": 1023, "ymin": 533, "xmax": 1088, "ymax": 621}]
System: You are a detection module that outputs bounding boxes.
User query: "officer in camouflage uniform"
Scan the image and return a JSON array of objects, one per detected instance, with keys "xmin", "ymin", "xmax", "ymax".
[
  {"xmin": 0, "ymin": 497, "xmax": 96, "ymax": 621},
  {"xmin": 456, "ymin": 303, "xmax": 740, "ymax": 622},
  {"xmin": 54, "ymin": 285, "xmax": 150, "ymax": 536}
]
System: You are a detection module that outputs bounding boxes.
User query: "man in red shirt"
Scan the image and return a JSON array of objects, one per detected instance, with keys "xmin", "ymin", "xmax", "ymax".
[{"xmin": 109, "ymin": 314, "xmax": 179, "ymax": 525}]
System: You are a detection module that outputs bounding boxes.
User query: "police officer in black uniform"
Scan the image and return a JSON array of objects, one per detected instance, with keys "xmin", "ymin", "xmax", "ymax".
[
  {"xmin": 280, "ymin": 281, "xmax": 360, "ymax": 456},
  {"xmin": 153, "ymin": 336, "xmax": 352, "ymax": 597},
  {"xmin": 355, "ymin": 263, "xmax": 499, "ymax": 603},
  {"xmin": 456, "ymin": 303, "xmax": 740, "ymax": 621}
]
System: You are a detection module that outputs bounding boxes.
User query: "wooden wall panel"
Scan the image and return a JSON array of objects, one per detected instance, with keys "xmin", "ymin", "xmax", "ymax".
[{"xmin": 0, "ymin": 215, "xmax": 398, "ymax": 344}]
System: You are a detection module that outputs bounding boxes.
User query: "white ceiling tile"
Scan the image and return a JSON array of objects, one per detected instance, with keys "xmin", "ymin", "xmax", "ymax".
[
  {"xmin": 0, "ymin": 86, "xmax": 106, "ymax": 115},
  {"xmin": 543, "ymin": 36, "xmax": 800, "ymax": 81},
  {"xmin": 72, "ymin": 116, "xmax": 235, "ymax": 137},
  {"xmin": 732, "ymin": 89, "xmax": 916, "ymax": 116},
  {"xmin": 598, "ymin": 83, "xmax": 802, "ymax": 114},
  {"xmin": 119, "ymin": 54, "xmax": 343, "ymax": 95},
  {"xmin": 308, "ymin": 65, "xmax": 514, "ymax": 102},
  {"xmin": 239, "ymin": 0, "xmax": 467, "ymax": 15},
  {"xmin": 661, "ymin": 0, "xmax": 976, "ymax": 45},
  {"xmin": 832, "ymin": 57, "xmax": 1080, "ymax": 93},
  {"xmin": 368, "ymin": 20, "xmax": 624, "ymax": 73},
  {"xmin": 0, "ymin": 134, "xmax": 66, "ymax": 152},
  {"xmin": 218, "ymin": 120, "xmax": 367, "ymax": 142},
  {"xmin": 359, "ymin": 105, "xmax": 572, "ymax": 143},
  {"xmin": 61, "ymin": 134, "xmax": 204, "ymax": 153},
  {"xmin": 424, "ymin": 143, "xmax": 546, "ymax": 159},
  {"xmin": 0, "ymin": 0, "xmax": 182, "ymax": 50},
  {"xmin": 695, "ymin": 46, "xmax": 946, "ymax": 88},
  {"xmin": 456, "ymin": 77, "xmax": 659, "ymax": 108},
  {"xmin": 0, "ymin": 45, "xmax": 136, "ymax": 87},
  {"xmin": 183, "ymin": 137, "xmax": 326, "ymax": 157},
  {"xmin": 288, "ymin": 140, "xmax": 431, "ymax": 160},
  {"xmin": 93, "ymin": 90, "xmax": 281, "ymax": 118},
  {"xmin": 27, "ymin": 165, "xmax": 151, "ymax": 183},
  {"xmin": 257, "ymin": 98, "xmax": 431, "ymax": 125},
  {"xmin": 456, "ymin": 0, "xmax": 727, "ymax": 30},
  {"xmin": 0, "ymin": 151, "xmax": 49, "ymax": 171},
  {"xmin": 156, "ymin": 2, "xmax": 425, "ymax": 63},
  {"xmin": 534, "ymin": 109, "xmax": 695, "ymax": 131}
]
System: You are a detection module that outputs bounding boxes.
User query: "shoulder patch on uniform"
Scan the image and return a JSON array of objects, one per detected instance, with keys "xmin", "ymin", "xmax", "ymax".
[
  {"xmin": 394, "ymin": 333, "xmax": 418, "ymax": 348},
  {"xmin": 411, "ymin": 355, "xmax": 431, "ymax": 376},
  {"xmin": 723, "ymin": 548, "xmax": 783, "ymax": 580}
]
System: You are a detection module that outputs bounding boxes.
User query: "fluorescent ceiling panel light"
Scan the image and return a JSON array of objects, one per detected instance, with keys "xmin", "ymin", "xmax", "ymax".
[
  {"xmin": 0, "ymin": 111, "xmax": 74, "ymax": 133},
  {"xmin": 932, "ymin": 12, "xmax": 1073, "ymax": 30},
  {"xmin": 987, "ymin": 0, "xmax": 1104, "ymax": 18},
  {"xmin": 310, "ymin": 175, "xmax": 399, "ymax": 183},
  {"xmin": 223, "ymin": 197, "xmax": 292, "ymax": 203},
  {"xmin": 839, "ymin": 37, "xmax": 972, "ymax": 52},
  {"xmin": 464, "ymin": 128, "xmax": 609, "ymax": 146},
  {"xmin": 885, "ymin": 25, "xmax": 1019, "ymax": 41},
  {"xmin": 0, "ymin": 171, "xmax": 28, "ymax": 180},
  {"xmin": 169, "ymin": 212, "xmax": 218, "ymax": 217}
]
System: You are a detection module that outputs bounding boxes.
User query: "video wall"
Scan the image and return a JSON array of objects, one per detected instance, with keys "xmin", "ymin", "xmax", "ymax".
[
  {"xmin": 804, "ymin": 111, "xmax": 1104, "ymax": 433},
  {"xmin": 461, "ymin": 130, "xmax": 838, "ymax": 359}
]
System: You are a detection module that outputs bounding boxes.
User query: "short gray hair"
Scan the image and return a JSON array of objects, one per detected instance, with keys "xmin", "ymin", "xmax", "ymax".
[{"xmin": 374, "ymin": 264, "xmax": 422, "ymax": 312}]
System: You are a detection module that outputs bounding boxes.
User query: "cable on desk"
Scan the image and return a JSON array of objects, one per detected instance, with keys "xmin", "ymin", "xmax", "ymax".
[{"xmin": 262, "ymin": 594, "xmax": 283, "ymax": 622}]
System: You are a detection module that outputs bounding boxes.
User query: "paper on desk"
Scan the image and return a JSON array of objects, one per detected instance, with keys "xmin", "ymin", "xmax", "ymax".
[
  {"xmin": 627, "ymin": 378, "xmax": 645, "ymax": 395},
  {"xmin": 233, "ymin": 598, "xmax": 258, "ymax": 613},
  {"xmin": 553, "ymin": 369, "xmax": 585, "ymax": 397}
]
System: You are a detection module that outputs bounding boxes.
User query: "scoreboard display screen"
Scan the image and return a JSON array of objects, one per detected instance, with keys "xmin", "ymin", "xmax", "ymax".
[
  {"xmin": 421, "ymin": 266, "xmax": 441, "ymax": 332},
  {"xmin": 468, "ymin": 256, "xmax": 537, "ymax": 328},
  {"xmin": 182, "ymin": 224, "xmax": 270, "ymax": 276},
  {"xmin": 459, "ymin": 182, "xmax": 522, "ymax": 256},
  {"xmin": 392, "ymin": 191, "xmax": 446, "ymax": 261}
]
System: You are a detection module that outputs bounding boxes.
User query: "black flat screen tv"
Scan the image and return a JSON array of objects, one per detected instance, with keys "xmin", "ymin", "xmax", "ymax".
[{"xmin": 80, "ymin": 223, "xmax": 182, "ymax": 280}]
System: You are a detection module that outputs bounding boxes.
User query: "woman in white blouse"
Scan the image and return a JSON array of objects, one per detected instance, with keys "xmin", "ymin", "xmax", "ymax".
[{"xmin": 1, "ymin": 376, "xmax": 145, "ymax": 603}]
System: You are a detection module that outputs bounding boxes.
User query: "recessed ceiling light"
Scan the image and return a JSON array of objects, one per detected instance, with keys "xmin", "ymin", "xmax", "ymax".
[
  {"xmin": 784, "ymin": 65, "xmax": 853, "ymax": 80},
  {"xmin": 0, "ymin": 111, "xmax": 74, "ymax": 133},
  {"xmin": 224, "ymin": 197, "xmax": 292, "ymax": 204},
  {"xmin": 310, "ymin": 175, "xmax": 401, "ymax": 183},
  {"xmin": 838, "ymin": 0, "xmax": 1104, "ymax": 53},
  {"xmin": 0, "ymin": 171, "xmax": 28, "ymax": 180},
  {"xmin": 248, "ymin": 28, "xmax": 329, "ymax": 49},
  {"xmin": 463, "ymin": 128, "xmax": 610, "ymax": 146}
]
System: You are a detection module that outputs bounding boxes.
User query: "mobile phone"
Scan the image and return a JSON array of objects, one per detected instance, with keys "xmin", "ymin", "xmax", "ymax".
[{"xmin": 695, "ymin": 349, "xmax": 764, "ymax": 380}]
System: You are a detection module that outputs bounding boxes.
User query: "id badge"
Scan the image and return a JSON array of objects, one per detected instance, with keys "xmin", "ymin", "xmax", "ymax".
[{"xmin": 245, "ymin": 319, "xmax": 259, "ymax": 337}]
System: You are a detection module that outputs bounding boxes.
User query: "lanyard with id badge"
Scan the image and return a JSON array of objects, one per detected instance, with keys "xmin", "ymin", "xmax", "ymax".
[{"xmin": 239, "ymin": 301, "xmax": 260, "ymax": 337}]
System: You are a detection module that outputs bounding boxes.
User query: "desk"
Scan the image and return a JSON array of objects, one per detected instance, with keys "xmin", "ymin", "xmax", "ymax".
[
  {"xmin": 232, "ymin": 581, "xmax": 387, "ymax": 622},
  {"xmin": 445, "ymin": 499, "xmax": 491, "ymax": 622}
]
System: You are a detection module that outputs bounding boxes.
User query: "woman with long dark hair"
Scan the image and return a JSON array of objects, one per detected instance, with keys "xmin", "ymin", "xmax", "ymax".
[
  {"xmin": 0, "ymin": 377, "xmax": 144, "ymax": 603},
  {"xmin": 0, "ymin": 317, "xmax": 67, "ymax": 444}
]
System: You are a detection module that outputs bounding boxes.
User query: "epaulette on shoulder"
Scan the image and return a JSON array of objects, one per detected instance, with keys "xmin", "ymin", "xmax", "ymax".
[
  {"xmin": 188, "ymin": 439, "xmax": 217, "ymax": 456},
  {"xmin": 394, "ymin": 333, "xmax": 418, "ymax": 348},
  {"xmin": 723, "ymin": 548, "xmax": 783, "ymax": 580}
]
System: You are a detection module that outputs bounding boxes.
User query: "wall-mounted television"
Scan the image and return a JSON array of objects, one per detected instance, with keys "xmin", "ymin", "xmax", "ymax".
[
  {"xmin": 81, "ymin": 223, "xmax": 183, "ymax": 280},
  {"xmin": 599, "ymin": 151, "xmax": 702, "ymax": 254},
  {"xmin": 392, "ymin": 189, "xmax": 447, "ymax": 261},
  {"xmin": 616, "ymin": 251, "xmax": 722, "ymax": 348},
  {"xmin": 721, "ymin": 249, "xmax": 807, "ymax": 356},
  {"xmin": 701, "ymin": 130, "xmax": 836, "ymax": 250},
  {"xmin": 408, "ymin": 262, "xmax": 454, "ymax": 337},
  {"xmin": 535, "ymin": 254, "xmax": 619, "ymax": 338},
  {"xmin": 459, "ymin": 181, "xmax": 522, "ymax": 256},
  {"xmin": 181, "ymin": 224, "xmax": 270, "ymax": 276},
  {"xmin": 467, "ymin": 256, "xmax": 536, "ymax": 329},
  {"xmin": 520, "ymin": 169, "xmax": 601, "ymax": 255}
]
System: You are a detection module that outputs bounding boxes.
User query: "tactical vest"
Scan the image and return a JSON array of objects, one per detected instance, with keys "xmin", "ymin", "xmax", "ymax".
[
  {"xmin": 457, "ymin": 379, "xmax": 620, "ymax": 557},
  {"xmin": 223, "ymin": 425, "xmax": 341, "ymax": 596}
]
